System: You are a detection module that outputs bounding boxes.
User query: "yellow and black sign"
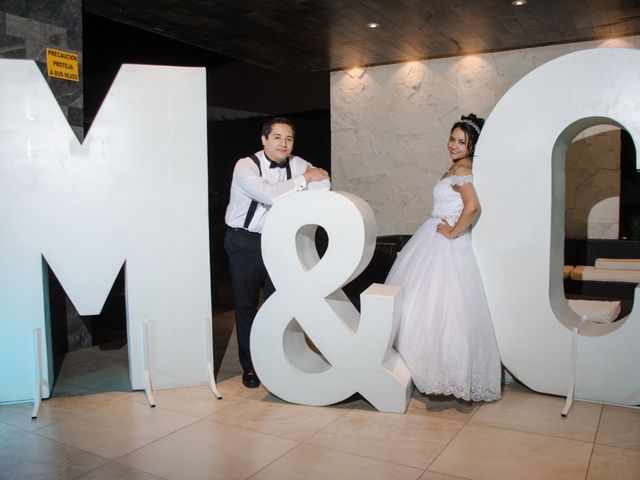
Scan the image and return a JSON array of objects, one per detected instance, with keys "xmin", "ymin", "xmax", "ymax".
[{"xmin": 46, "ymin": 48, "xmax": 79, "ymax": 82}]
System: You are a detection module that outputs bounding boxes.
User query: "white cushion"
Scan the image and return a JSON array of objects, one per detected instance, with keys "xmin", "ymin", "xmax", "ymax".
[
  {"xmin": 568, "ymin": 299, "xmax": 621, "ymax": 323},
  {"xmin": 571, "ymin": 265, "xmax": 640, "ymax": 283},
  {"xmin": 595, "ymin": 258, "xmax": 640, "ymax": 271}
]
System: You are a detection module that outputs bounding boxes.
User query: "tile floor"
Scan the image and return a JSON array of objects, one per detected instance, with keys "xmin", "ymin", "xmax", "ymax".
[{"xmin": 1, "ymin": 311, "xmax": 639, "ymax": 480}]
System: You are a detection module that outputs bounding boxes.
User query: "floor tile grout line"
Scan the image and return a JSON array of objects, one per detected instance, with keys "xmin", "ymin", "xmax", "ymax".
[
  {"xmin": 296, "ymin": 398, "xmax": 448, "ymax": 470},
  {"xmin": 124, "ymin": 394, "xmax": 227, "ymax": 420},
  {"xmin": 68, "ymin": 460, "xmax": 172, "ymax": 480},
  {"xmin": 581, "ymin": 406, "xmax": 603, "ymax": 480},
  {"xmin": 422, "ymin": 394, "xmax": 599, "ymax": 479},
  {"xmin": 201, "ymin": 413, "xmax": 301, "ymax": 442},
  {"xmin": 199, "ymin": 384, "xmax": 371, "ymax": 443},
  {"xmin": 0, "ymin": 416, "xmax": 39, "ymax": 434},
  {"xmin": 291, "ymin": 439, "xmax": 429, "ymax": 473},
  {"xmin": 232, "ymin": 380, "xmax": 347, "ymax": 479},
  {"xmin": 421, "ymin": 399, "xmax": 482, "ymax": 475},
  {"xmin": 9, "ymin": 400, "xmax": 123, "ymax": 434},
  {"xmin": 25, "ymin": 391, "xmax": 178, "ymax": 433},
  {"xmin": 106, "ymin": 461, "xmax": 172, "ymax": 480},
  {"xmin": 68, "ymin": 462, "xmax": 107, "ymax": 480},
  {"xmin": 423, "ymin": 465, "xmax": 473, "ymax": 480},
  {"xmin": 29, "ymin": 407, "xmax": 202, "ymax": 463},
  {"xmin": 465, "ymin": 422, "xmax": 599, "ymax": 444},
  {"xmin": 244, "ymin": 437, "xmax": 304, "ymax": 480},
  {"xmin": 2, "ymin": 418, "xmax": 170, "ymax": 480},
  {"xmin": 462, "ymin": 422, "xmax": 595, "ymax": 443},
  {"xmin": 27, "ymin": 429, "xmax": 113, "ymax": 465},
  {"xmin": 454, "ymin": 419, "xmax": 597, "ymax": 446},
  {"xmin": 592, "ymin": 442, "xmax": 640, "ymax": 452},
  {"xmin": 202, "ymin": 405, "xmax": 352, "ymax": 444},
  {"xmin": 107, "ymin": 415, "xmax": 204, "ymax": 461},
  {"xmin": 468, "ymin": 406, "xmax": 604, "ymax": 446},
  {"xmin": 293, "ymin": 399, "xmax": 477, "ymax": 472},
  {"xmin": 0, "ymin": 402, "xmax": 79, "ymax": 433},
  {"xmin": 293, "ymin": 399, "xmax": 364, "ymax": 444},
  {"xmin": 583, "ymin": 442, "xmax": 597, "ymax": 480}
]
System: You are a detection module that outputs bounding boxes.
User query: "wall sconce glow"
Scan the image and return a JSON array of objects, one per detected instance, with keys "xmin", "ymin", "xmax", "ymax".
[
  {"xmin": 367, "ymin": 22, "xmax": 380, "ymax": 29},
  {"xmin": 345, "ymin": 66, "xmax": 366, "ymax": 79},
  {"xmin": 512, "ymin": 0, "xmax": 527, "ymax": 5},
  {"xmin": 455, "ymin": 54, "xmax": 490, "ymax": 70},
  {"xmin": 597, "ymin": 38, "xmax": 633, "ymax": 49}
]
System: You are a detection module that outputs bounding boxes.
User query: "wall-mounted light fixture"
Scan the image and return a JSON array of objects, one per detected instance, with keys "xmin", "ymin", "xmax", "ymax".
[
  {"xmin": 367, "ymin": 22, "xmax": 380, "ymax": 29},
  {"xmin": 512, "ymin": 0, "xmax": 527, "ymax": 5}
]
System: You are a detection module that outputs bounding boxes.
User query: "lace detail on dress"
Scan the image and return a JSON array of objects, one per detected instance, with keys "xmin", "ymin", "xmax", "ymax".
[
  {"xmin": 449, "ymin": 174, "xmax": 473, "ymax": 186},
  {"xmin": 412, "ymin": 362, "xmax": 502, "ymax": 402},
  {"xmin": 431, "ymin": 175, "xmax": 470, "ymax": 220}
]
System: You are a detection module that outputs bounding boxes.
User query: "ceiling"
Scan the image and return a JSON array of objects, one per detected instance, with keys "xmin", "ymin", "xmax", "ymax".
[{"xmin": 84, "ymin": 0, "xmax": 640, "ymax": 73}]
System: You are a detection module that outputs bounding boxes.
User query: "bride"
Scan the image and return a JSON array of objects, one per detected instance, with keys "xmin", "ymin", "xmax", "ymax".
[{"xmin": 386, "ymin": 114, "xmax": 502, "ymax": 402}]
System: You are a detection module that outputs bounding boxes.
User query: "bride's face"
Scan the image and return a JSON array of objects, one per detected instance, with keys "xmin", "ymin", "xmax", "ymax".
[{"xmin": 448, "ymin": 127, "xmax": 470, "ymax": 161}]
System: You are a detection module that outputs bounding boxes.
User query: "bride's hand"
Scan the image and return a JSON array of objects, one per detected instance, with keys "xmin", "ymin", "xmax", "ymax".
[{"xmin": 436, "ymin": 221, "xmax": 455, "ymax": 238}]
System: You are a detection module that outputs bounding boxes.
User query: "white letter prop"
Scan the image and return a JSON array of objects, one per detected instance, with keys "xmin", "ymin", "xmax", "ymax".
[
  {"xmin": 250, "ymin": 191, "xmax": 412, "ymax": 413},
  {"xmin": 0, "ymin": 60, "xmax": 212, "ymax": 402},
  {"xmin": 473, "ymin": 48, "xmax": 640, "ymax": 405}
]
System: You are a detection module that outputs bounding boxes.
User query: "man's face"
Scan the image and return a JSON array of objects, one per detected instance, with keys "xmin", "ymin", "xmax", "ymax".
[{"xmin": 261, "ymin": 123, "xmax": 294, "ymax": 163}]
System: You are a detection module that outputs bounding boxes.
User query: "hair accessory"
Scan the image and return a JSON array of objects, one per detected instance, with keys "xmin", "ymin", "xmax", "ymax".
[{"xmin": 461, "ymin": 118, "xmax": 481, "ymax": 134}]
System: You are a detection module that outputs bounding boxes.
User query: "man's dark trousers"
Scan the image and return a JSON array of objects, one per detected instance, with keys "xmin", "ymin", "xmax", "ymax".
[{"xmin": 224, "ymin": 227, "xmax": 275, "ymax": 373}]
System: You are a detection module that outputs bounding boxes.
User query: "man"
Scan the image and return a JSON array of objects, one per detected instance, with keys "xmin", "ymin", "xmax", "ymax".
[{"xmin": 224, "ymin": 117, "xmax": 330, "ymax": 388}]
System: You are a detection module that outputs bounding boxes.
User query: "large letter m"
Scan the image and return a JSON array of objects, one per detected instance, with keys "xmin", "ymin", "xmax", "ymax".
[{"xmin": 0, "ymin": 60, "xmax": 212, "ymax": 402}]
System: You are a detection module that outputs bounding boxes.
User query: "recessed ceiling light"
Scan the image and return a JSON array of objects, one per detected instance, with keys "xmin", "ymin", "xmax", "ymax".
[
  {"xmin": 512, "ymin": 0, "xmax": 527, "ymax": 5},
  {"xmin": 367, "ymin": 22, "xmax": 380, "ymax": 29}
]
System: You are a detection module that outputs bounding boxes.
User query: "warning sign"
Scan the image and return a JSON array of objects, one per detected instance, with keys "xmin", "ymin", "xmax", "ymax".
[{"xmin": 46, "ymin": 48, "xmax": 79, "ymax": 82}]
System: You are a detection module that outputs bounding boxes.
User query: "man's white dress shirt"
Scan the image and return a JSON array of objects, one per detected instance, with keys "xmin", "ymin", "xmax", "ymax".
[{"xmin": 225, "ymin": 150, "xmax": 330, "ymax": 233}]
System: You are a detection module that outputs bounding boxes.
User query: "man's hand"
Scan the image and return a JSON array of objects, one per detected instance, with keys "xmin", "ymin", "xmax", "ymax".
[{"xmin": 303, "ymin": 166, "xmax": 330, "ymax": 183}]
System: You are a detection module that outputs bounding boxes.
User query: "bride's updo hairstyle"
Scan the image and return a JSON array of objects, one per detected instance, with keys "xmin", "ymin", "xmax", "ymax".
[{"xmin": 451, "ymin": 113, "xmax": 485, "ymax": 158}]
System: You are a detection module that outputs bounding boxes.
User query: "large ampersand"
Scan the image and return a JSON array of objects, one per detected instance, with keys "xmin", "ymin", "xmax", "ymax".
[{"xmin": 250, "ymin": 190, "xmax": 411, "ymax": 413}]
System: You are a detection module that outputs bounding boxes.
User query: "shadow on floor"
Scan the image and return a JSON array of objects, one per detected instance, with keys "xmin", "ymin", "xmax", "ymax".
[{"xmin": 51, "ymin": 279, "xmax": 238, "ymax": 398}]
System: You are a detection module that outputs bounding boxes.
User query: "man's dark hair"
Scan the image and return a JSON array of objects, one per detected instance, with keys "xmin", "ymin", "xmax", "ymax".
[{"xmin": 261, "ymin": 117, "xmax": 296, "ymax": 138}]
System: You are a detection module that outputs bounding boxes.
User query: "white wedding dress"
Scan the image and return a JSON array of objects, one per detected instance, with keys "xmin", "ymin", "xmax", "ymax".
[{"xmin": 386, "ymin": 175, "xmax": 502, "ymax": 402}]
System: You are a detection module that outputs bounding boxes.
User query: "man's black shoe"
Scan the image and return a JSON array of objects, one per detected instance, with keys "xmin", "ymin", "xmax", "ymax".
[{"xmin": 242, "ymin": 370, "xmax": 260, "ymax": 388}]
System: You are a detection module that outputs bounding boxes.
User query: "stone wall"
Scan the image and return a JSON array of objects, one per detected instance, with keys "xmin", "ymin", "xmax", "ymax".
[
  {"xmin": 331, "ymin": 36, "xmax": 639, "ymax": 236},
  {"xmin": 0, "ymin": 0, "xmax": 83, "ymax": 140},
  {"xmin": 566, "ymin": 128, "xmax": 621, "ymax": 239}
]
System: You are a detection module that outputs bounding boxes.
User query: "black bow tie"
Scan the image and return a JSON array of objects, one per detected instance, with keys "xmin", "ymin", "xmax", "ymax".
[{"xmin": 269, "ymin": 158, "xmax": 290, "ymax": 169}]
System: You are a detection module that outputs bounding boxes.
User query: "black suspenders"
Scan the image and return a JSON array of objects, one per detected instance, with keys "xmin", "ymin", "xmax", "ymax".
[
  {"xmin": 243, "ymin": 155, "xmax": 262, "ymax": 229},
  {"xmin": 243, "ymin": 154, "xmax": 292, "ymax": 229}
]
